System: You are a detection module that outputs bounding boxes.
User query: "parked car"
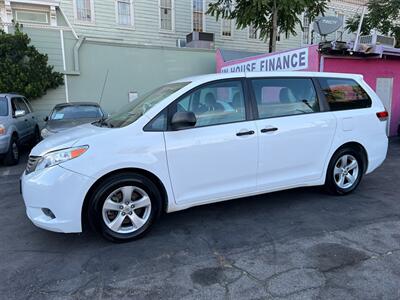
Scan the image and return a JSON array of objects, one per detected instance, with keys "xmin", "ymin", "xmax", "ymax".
[
  {"xmin": 21, "ymin": 72, "xmax": 388, "ymax": 242},
  {"xmin": 41, "ymin": 102, "xmax": 105, "ymax": 139},
  {"xmin": 0, "ymin": 93, "xmax": 40, "ymax": 166}
]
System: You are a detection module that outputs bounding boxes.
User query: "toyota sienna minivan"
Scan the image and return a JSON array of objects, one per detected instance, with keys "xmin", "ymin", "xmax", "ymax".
[{"xmin": 21, "ymin": 72, "xmax": 388, "ymax": 242}]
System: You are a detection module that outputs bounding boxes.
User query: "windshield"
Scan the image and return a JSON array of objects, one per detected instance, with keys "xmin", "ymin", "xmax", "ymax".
[
  {"xmin": 0, "ymin": 97, "xmax": 8, "ymax": 116},
  {"xmin": 106, "ymin": 82, "xmax": 190, "ymax": 128},
  {"xmin": 50, "ymin": 105, "xmax": 103, "ymax": 120}
]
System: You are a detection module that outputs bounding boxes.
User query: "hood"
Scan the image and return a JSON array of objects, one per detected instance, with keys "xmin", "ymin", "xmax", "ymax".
[
  {"xmin": 45, "ymin": 118, "xmax": 100, "ymax": 132},
  {"xmin": 32, "ymin": 123, "xmax": 109, "ymax": 156}
]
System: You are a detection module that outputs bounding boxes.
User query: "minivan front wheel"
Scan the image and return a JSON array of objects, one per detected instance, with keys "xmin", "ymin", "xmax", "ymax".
[
  {"xmin": 88, "ymin": 173, "xmax": 162, "ymax": 242},
  {"xmin": 325, "ymin": 148, "xmax": 364, "ymax": 195}
]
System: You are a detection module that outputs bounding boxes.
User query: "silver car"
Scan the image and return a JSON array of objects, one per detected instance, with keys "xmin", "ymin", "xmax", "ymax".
[{"xmin": 0, "ymin": 93, "xmax": 40, "ymax": 165}]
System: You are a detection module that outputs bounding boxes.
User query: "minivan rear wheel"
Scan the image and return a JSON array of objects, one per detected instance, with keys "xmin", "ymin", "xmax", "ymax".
[
  {"xmin": 325, "ymin": 148, "xmax": 364, "ymax": 195},
  {"xmin": 87, "ymin": 173, "xmax": 162, "ymax": 242}
]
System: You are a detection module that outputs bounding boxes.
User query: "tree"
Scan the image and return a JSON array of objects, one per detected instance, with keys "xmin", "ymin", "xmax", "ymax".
[
  {"xmin": 207, "ymin": 0, "xmax": 330, "ymax": 53},
  {"xmin": 346, "ymin": 0, "xmax": 400, "ymax": 48},
  {"xmin": 0, "ymin": 24, "xmax": 63, "ymax": 99}
]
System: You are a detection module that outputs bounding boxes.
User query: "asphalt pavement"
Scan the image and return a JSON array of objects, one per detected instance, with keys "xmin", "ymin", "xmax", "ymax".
[{"xmin": 0, "ymin": 139, "xmax": 399, "ymax": 299}]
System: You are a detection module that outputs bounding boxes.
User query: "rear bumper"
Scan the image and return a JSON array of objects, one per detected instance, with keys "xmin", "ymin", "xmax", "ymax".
[
  {"xmin": 21, "ymin": 165, "xmax": 94, "ymax": 233},
  {"xmin": 366, "ymin": 135, "xmax": 388, "ymax": 174}
]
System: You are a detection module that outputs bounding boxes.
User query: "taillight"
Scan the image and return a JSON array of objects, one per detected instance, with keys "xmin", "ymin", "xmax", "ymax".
[{"xmin": 376, "ymin": 111, "xmax": 389, "ymax": 121}]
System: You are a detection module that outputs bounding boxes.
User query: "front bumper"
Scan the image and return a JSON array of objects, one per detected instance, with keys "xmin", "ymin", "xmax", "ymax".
[
  {"xmin": 21, "ymin": 165, "xmax": 94, "ymax": 233},
  {"xmin": 0, "ymin": 134, "xmax": 10, "ymax": 155}
]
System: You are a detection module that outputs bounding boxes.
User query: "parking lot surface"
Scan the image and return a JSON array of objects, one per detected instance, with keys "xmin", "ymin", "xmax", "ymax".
[{"xmin": 1, "ymin": 140, "xmax": 400, "ymax": 300}]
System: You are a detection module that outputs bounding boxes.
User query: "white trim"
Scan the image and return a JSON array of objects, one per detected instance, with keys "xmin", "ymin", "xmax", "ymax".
[
  {"xmin": 73, "ymin": 0, "xmax": 95, "ymax": 24},
  {"xmin": 158, "ymin": 0, "xmax": 175, "ymax": 32},
  {"xmin": 60, "ymin": 29, "xmax": 69, "ymax": 103},
  {"xmin": 9, "ymin": 0, "xmax": 60, "ymax": 7},
  {"xmin": 115, "ymin": 0, "xmax": 134, "ymax": 28},
  {"xmin": 191, "ymin": 0, "xmax": 206, "ymax": 32}
]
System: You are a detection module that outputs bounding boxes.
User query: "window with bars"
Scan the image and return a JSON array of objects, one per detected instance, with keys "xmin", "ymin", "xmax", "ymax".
[
  {"xmin": 193, "ymin": 0, "xmax": 204, "ymax": 32},
  {"xmin": 302, "ymin": 12, "xmax": 310, "ymax": 44},
  {"xmin": 249, "ymin": 24, "xmax": 258, "ymax": 39},
  {"xmin": 75, "ymin": 0, "xmax": 92, "ymax": 22},
  {"xmin": 160, "ymin": 0, "xmax": 173, "ymax": 30},
  {"xmin": 116, "ymin": 0, "xmax": 132, "ymax": 26},
  {"xmin": 336, "ymin": 13, "xmax": 345, "ymax": 41},
  {"xmin": 222, "ymin": 18, "xmax": 232, "ymax": 37}
]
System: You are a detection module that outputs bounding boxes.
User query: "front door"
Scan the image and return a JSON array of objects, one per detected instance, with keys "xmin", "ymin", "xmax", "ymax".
[
  {"xmin": 11, "ymin": 97, "xmax": 31, "ymax": 141},
  {"xmin": 164, "ymin": 79, "xmax": 259, "ymax": 205},
  {"xmin": 248, "ymin": 77, "xmax": 337, "ymax": 191}
]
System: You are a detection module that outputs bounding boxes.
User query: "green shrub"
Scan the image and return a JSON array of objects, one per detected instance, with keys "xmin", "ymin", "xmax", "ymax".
[{"xmin": 0, "ymin": 24, "xmax": 64, "ymax": 99}]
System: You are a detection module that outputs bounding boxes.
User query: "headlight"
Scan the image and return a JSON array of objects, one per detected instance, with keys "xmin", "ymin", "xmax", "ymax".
[
  {"xmin": 35, "ymin": 145, "xmax": 89, "ymax": 172},
  {"xmin": 0, "ymin": 124, "xmax": 5, "ymax": 135}
]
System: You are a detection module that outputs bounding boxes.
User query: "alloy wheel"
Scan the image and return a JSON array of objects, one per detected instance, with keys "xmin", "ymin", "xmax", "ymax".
[
  {"xmin": 333, "ymin": 154, "xmax": 359, "ymax": 189},
  {"xmin": 102, "ymin": 186, "xmax": 152, "ymax": 234}
]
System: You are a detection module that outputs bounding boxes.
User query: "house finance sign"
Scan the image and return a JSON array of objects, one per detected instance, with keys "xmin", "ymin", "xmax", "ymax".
[{"xmin": 221, "ymin": 47, "xmax": 309, "ymax": 73}]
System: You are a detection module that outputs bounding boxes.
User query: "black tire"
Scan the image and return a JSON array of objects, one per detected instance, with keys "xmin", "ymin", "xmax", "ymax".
[
  {"xmin": 324, "ymin": 147, "xmax": 365, "ymax": 195},
  {"xmin": 87, "ymin": 173, "xmax": 163, "ymax": 242},
  {"xmin": 30, "ymin": 126, "xmax": 41, "ymax": 147},
  {"xmin": 3, "ymin": 135, "xmax": 20, "ymax": 166}
]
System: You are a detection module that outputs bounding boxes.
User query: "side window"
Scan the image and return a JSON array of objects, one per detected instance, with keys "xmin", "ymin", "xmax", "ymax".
[
  {"xmin": 175, "ymin": 80, "xmax": 246, "ymax": 127},
  {"xmin": 145, "ymin": 109, "xmax": 168, "ymax": 131},
  {"xmin": 318, "ymin": 78, "xmax": 372, "ymax": 111},
  {"xmin": 250, "ymin": 78, "xmax": 319, "ymax": 119},
  {"xmin": 23, "ymin": 98, "xmax": 33, "ymax": 113},
  {"xmin": 15, "ymin": 98, "xmax": 29, "ymax": 113}
]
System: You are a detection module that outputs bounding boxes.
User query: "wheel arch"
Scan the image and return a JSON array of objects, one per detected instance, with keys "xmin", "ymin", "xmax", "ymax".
[
  {"xmin": 330, "ymin": 141, "xmax": 369, "ymax": 173},
  {"xmin": 81, "ymin": 167, "xmax": 169, "ymax": 231}
]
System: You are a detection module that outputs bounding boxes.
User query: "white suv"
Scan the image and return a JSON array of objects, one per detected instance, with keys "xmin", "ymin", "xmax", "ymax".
[{"xmin": 21, "ymin": 72, "xmax": 388, "ymax": 242}]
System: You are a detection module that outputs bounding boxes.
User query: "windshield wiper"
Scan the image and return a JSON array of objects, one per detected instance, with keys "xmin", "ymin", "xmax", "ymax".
[{"xmin": 94, "ymin": 117, "xmax": 113, "ymax": 128}]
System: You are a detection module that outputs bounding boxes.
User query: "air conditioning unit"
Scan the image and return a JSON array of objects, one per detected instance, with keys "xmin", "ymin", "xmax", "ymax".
[
  {"xmin": 176, "ymin": 38, "xmax": 186, "ymax": 48},
  {"xmin": 359, "ymin": 33, "xmax": 396, "ymax": 48},
  {"xmin": 186, "ymin": 32, "xmax": 214, "ymax": 49}
]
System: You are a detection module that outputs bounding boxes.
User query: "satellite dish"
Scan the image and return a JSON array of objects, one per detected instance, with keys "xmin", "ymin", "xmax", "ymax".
[{"xmin": 313, "ymin": 16, "xmax": 343, "ymax": 36}]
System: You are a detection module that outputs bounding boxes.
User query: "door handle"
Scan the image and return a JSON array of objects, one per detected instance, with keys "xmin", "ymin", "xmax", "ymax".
[
  {"xmin": 236, "ymin": 130, "xmax": 255, "ymax": 137},
  {"xmin": 261, "ymin": 127, "xmax": 278, "ymax": 133}
]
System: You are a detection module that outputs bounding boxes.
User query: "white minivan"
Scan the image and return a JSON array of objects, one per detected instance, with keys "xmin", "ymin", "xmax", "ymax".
[{"xmin": 21, "ymin": 72, "xmax": 388, "ymax": 242}]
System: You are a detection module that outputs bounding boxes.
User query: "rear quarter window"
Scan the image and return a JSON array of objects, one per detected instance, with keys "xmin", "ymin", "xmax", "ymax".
[
  {"xmin": 318, "ymin": 78, "xmax": 372, "ymax": 111},
  {"xmin": 0, "ymin": 97, "xmax": 8, "ymax": 116}
]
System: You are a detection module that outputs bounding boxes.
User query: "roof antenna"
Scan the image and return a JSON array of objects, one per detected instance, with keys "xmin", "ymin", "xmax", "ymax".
[{"xmin": 99, "ymin": 69, "xmax": 109, "ymax": 107}]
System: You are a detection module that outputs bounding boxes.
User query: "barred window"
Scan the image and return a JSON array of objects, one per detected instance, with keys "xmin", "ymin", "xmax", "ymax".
[
  {"xmin": 193, "ymin": 0, "xmax": 204, "ymax": 32},
  {"xmin": 222, "ymin": 18, "xmax": 232, "ymax": 37},
  {"xmin": 75, "ymin": 0, "xmax": 93, "ymax": 22},
  {"xmin": 160, "ymin": 0, "xmax": 173, "ymax": 30},
  {"xmin": 117, "ymin": 0, "xmax": 132, "ymax": 26},
  {"xmin": 249, "ymin": 24, "xmax": 258, "ymax": 39}
]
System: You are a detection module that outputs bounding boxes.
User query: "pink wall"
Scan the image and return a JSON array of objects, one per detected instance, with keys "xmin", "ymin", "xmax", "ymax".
[{"xmin": 324, "ymin": 57, "xmax": 400, "ymax": 136}]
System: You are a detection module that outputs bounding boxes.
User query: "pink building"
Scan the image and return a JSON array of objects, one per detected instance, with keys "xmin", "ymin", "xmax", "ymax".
[{"xmin": 216, "ymin": 45, "xmax": 400, "ymax": 136}]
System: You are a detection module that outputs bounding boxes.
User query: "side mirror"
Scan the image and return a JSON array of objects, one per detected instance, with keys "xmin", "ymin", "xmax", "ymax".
[
  {"xmin": 171, "ymin": 111, "xmax": 196, "ymax": 130},
  {"xmin": 14, "ymin": 110, "xmax": 26, "ymax": 118},
  {"xmin": 43, "ymin": 116, "xmax": 49, "ymax": 122}
]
